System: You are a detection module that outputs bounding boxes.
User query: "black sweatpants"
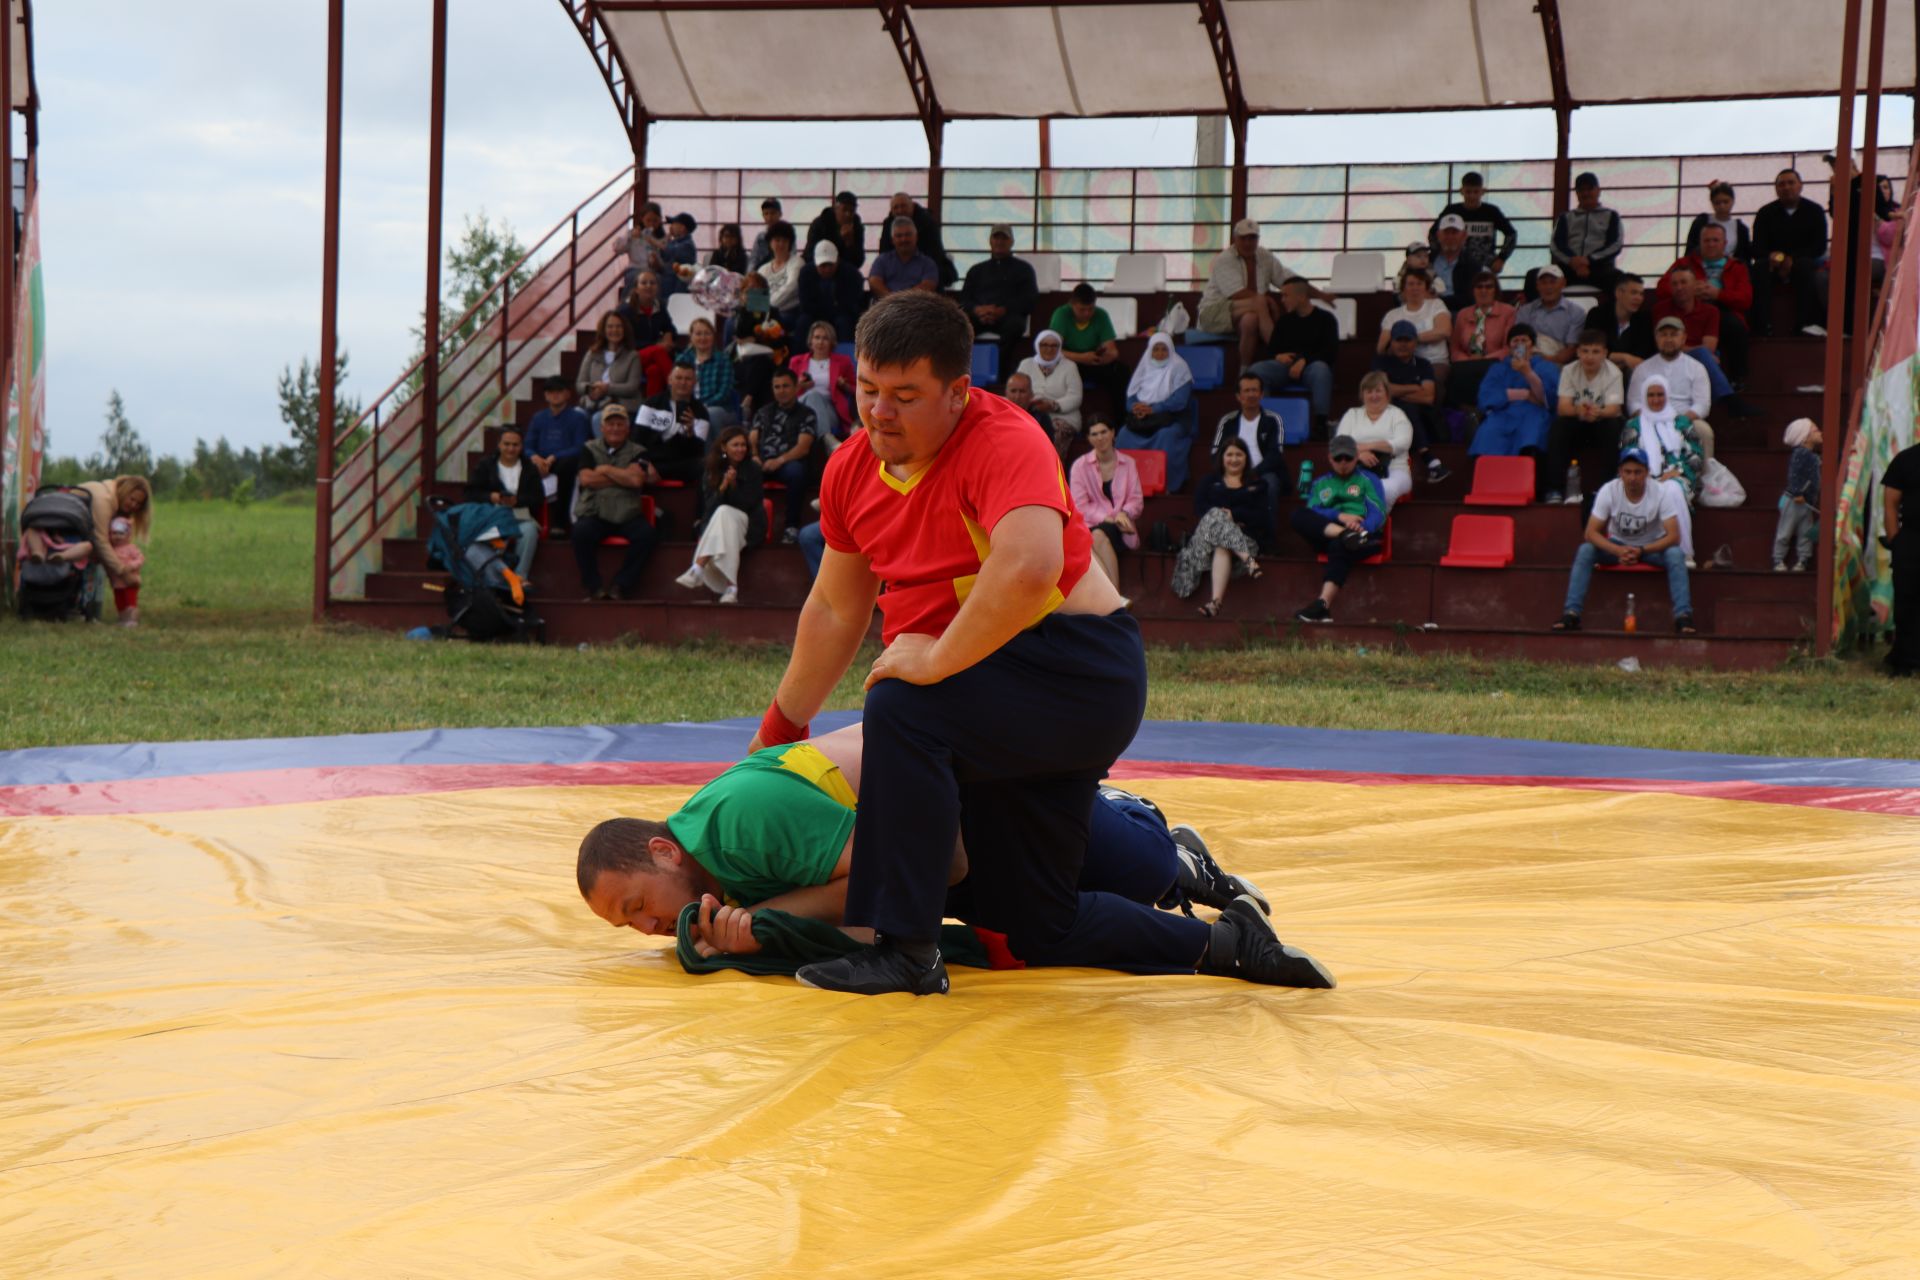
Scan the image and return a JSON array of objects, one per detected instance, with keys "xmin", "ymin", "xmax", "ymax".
[{"xmin": 847, "ymin": 609, "xmax": 1207, "ymax": 973}]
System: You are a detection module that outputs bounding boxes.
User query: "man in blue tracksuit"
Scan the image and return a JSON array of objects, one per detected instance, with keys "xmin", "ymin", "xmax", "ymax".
[{"xmin": 522, "ymin": 376, "xmax": 594, "ymax": 536}]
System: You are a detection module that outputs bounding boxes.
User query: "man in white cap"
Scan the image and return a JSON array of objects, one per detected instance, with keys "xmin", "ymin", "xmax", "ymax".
[
  {"xmin": 1198, "ymin": 218, "xmax": 1290, "ymax": 372},
  {"xmin": 1430, "ymin": 212, "xmax": 1487, "ymax": 304},
  {"xmin": 1513, "ymin": 263, "xmax": 1587, "ymax": 364},
  {"xmin": 798, "ymin": 237, "xmax": 862, "ymax": 342}
]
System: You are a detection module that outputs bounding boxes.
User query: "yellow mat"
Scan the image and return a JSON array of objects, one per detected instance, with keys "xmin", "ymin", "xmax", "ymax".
[{"xmin": 3, "ymin": 777, "xmax": 1918, "ymax": 1278}]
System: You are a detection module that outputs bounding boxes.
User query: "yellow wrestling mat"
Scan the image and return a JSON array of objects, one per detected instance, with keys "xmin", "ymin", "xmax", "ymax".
[{"xmin": 3, "ymin": 771, "xmax": 1918, "ymax": 1278}]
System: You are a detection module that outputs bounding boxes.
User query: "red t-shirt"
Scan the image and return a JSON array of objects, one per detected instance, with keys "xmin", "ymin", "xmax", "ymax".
[
  {"xmin": 1652, "ymin": 297, "xmax": 1720, "ymax": 348},
  {"xmin": 819, "ymin": 389, "xmax": 1092, "ymax": 644}
]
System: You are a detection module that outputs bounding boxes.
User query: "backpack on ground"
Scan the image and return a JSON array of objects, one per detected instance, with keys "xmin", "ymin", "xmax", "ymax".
[{"xmin": 424, "ymin": 500, "xmax": 542, "ymax": 643}]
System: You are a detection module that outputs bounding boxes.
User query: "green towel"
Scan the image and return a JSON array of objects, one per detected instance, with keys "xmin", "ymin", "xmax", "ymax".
[{"xmin": 674, "ymin": 903, "xmax": 992, "ymax": 976}]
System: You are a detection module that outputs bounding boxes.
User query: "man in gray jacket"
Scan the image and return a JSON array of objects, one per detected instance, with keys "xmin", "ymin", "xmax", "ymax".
[{"xmin": 1551, "ymin": 172, "xmax": 1624, "ymax": 295}]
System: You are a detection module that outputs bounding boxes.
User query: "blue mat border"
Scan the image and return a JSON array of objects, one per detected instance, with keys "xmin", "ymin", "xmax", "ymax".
[{"xmin": 5, "ymin": 715, "xmax": 1918, "ymax": 792}]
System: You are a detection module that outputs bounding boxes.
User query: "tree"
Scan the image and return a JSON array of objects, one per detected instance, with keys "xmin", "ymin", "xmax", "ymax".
[
  {"xmin": 403, "ymin": 209, "xmax": 535, "ymax": 394},
  {"xmin": 278, "ymin": 351, "xmax": 363, "ymax": 478},
  {"xmin": 93, "ymin": 391, "xmax": 153, "ymax": 477}
]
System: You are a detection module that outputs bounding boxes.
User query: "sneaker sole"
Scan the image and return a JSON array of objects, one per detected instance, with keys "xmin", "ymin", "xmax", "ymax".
[
  {"xmin": 1171, "ymin": 824, "xmax": 1271, "ymax": 916},
  {"xmin": 1226, "ymin": 895, "xmax": 1336, "ymax": 989}
]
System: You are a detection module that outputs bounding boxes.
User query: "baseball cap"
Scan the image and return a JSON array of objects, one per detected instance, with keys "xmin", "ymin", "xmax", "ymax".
[
  {"xmin": 670, "ymin": 211, "xmax": 698, "ymax": 233},
  {"xmin": 1536, "ymin": 262, "xmax": 1565, "ymax": 279},
  {"xmin": 1404, "ymin": 241, "xmax": 1431, "ymax": 257},
  {"xmin": 599, "ymin": 402, "xmax": 631, "ymax": 421},
  {"xmin": 989, "ymin": 222, "xmax": 1014, "ymax": 239},
  {"xmin": 1437, "ymin": 213, "xmax": 1467, "ymax": 232},
  {"xmin": 1654, "ymin": 315, "xmax": 1687, "ymax": 332},
  {"xmin": 1389, "ymin": 319, "xmax": 1418, "ymax": 340},
  {"xmin": 1328, "ymin": 434, "xmax": 1360, "ymax": 461},
  {"xmin": 1232, "ymin": 218, "xmax": 1259, "ymax": 238},
  {"xmin": 813, "ymin": 239, "xmax": 839, "ymax": 265},
  {"xmin": 1574, "ymin": 171, "xmax": 1600, "ymax": 190},
  {"xmin": 1618, "ymin": 447, "xmax": 1650, "ymax": 469}
]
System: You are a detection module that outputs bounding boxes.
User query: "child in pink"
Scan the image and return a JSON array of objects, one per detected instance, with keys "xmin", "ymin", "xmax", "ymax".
[{"xmin": 107, "ymin": 515, "xmax": 145, "ymax": 626}]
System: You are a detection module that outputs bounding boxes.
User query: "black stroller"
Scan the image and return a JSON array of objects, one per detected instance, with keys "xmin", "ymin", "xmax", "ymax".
[
  {"xmin": 424, "ymin": 498, "xmax": 543, "ymax": 643},
  {"xmin": 15, "ymin": 486, "xmax": 103, "ymax": 621}
]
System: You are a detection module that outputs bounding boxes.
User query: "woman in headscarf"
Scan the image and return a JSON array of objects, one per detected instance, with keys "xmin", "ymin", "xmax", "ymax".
[
  {"xmin": 1015, "ymin": 329, "xmax": 1084, "ymax": 436},
  {"xmin": 1617, "ymin": 374, "xmax": 1704, "ymax": 563},
  {"xmin": 1115, "ymin": 333, "xmax": 1198, "ymax": 490}
]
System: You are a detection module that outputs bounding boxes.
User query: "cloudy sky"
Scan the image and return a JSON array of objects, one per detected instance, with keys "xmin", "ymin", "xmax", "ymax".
[{"xmin": 30, "ymin": 1, "xmax": 1916, "ymax": 461}]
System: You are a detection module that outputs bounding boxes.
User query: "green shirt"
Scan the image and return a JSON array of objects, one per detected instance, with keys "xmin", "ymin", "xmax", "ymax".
[
  {"xmin": 1048, "ymin": 304, "xmax": 1116, "ymax": 354},
  {"xmin": 665, "ymin": 743, "xmax": 855, "ymax": 906}
]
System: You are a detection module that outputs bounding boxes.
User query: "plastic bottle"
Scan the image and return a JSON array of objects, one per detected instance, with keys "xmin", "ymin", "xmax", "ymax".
[
  {"xmin": 1623, "ymin": 592, "xmax": 1637, "ymax": 634},
  {"xmin": 1565, "ymin": 460, "xmax": 1582, "ymax": 502},
  {"xmin": 1297, "ymin": 460, "xmax": 1314, "ymax": 494}
]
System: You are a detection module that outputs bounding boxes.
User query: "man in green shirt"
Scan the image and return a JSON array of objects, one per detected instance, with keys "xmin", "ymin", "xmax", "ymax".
[
  {"xmin": 1047, "ymin": 283, "xmax": 1127, "ymax": 418},
  {"xmin": 577, "ymin": 725, "xmax": 1332, "ymax": 987}
]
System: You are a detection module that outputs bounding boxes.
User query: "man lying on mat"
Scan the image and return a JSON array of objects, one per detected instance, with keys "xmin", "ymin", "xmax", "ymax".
[{"xmin": 576, "ymin": 724, "xmax": 1334, "ymax": 988}]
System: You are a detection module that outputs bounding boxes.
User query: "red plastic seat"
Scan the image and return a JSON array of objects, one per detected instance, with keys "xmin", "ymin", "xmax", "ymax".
[
  {"xmin": 1438, "ymin": 514, "xmax": 1515, "ymax": 568},
  {"xmin": 598, "ymin": 496, "xmax": 657, "ymax": 546},
  {"xmin": 763, "ymin": 497, "xmax": 776, "ymax": 545},
  {"xmin": 1462, "ymin": 455, "xmax": 1536, "ymax": 506},
  {"xmin": 1121, "ymin": 448, "xmax": 1166, "ymax": 497},
  {"xmin": 1597, "ymin": 561, "xmax": 1657, "ymax": 572},
  {"xmin": 1317, "ymin": 518, "xmax": 1391, "ymax": 565}
]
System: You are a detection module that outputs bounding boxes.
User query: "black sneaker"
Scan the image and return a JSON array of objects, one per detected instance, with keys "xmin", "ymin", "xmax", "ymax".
[
  {"xmin": 1200, "ymin": 896, "xmax": 1335, "ymax": 988},
  {"xmin": 1159, "ymin": 823, "xmax": 1271, "ymax": 917},
  {"xmin": 795, "ymin": 942, "xmax": 950, "ymax": 996},
  {"xmin": 1340, "ymin": 529, "xmax": 1376, "ymax": 554},
  {"xmin": 1294, "ymin": 598, "xmax": 1332, "ymax": 623},
  {"xmin": 781, "ymin": 526, "xmax": 800, "ymax": 545},
  {"xmin": 1427, "ymin": 458, "xmax": 1453, "ymax": 483}
]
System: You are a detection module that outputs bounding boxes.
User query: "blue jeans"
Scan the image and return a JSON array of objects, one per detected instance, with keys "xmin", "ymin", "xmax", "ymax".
[
  {"xmin": 1247, "ymin": 358, "xmax": 1332, "ymax": 419},
  {"xmin": 1563, "ymin": 543, "xmax": 1691, "ymax": 616},
  {"xmin": 798, "ymin": 520, "xmax": 826, "ymax": 578},
  {"xmin": 1687, "ymin": 347, "xmax": 1734, "ymax": 400},
  {"xmin": 767, "ymin": 459, "xmax": 809, "ymax": 532}
]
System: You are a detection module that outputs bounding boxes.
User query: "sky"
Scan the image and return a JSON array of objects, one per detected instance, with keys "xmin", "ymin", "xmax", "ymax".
[{"xmin": 29, "ymin": 0, "xmax": 1919, "ymax": 462}]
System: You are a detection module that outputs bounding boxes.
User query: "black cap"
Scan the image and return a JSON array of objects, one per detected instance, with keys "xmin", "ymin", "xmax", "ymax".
[
  {"xmin": 670, "ymin": 211, "xmax": 698, "ymax": 233},
  {"xmin": 1575, "ymin": 171, "xmax": 1600, "ymax": 190}
]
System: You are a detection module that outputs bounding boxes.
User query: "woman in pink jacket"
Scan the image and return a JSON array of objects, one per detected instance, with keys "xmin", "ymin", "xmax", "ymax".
[
  {"xmin": 1069, "ymin": 418, "xmax": 1144, "ymax": 589},
  {"xmin": 788, "ymin": 321, "xmax": 857, "ymax": 446}
]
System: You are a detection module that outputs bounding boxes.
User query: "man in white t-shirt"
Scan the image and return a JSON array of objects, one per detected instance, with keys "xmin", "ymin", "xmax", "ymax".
[
  {"xmin": 1627, "ymin": 317, "xmax": 1715, "ymax": 460},
  {"xmin": 1553, "ymin": 449, "xmax": 1694, "ymax": 634},
  {"xmin": 1211, "ymin": 373, "xmax": 1286, "ymax": 494},
  {"xmin": 1544, "ymin": 328, "xmax": 1625, "ymax": 503}
]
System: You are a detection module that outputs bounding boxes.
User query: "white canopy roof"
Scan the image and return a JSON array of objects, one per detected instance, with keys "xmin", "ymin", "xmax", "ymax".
[{"xmin": 587, "ymin": 0, "xmax": 1915, "ymax": 123}]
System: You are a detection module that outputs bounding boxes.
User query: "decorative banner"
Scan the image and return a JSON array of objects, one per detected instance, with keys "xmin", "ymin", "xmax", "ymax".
[
  {"xmin": 1, "ymin": 174, "xmax": 45, "ymax": 561},
  {"xmin": 1834, "ymin": 155, "xmax": 1920, "ymax": 649}
]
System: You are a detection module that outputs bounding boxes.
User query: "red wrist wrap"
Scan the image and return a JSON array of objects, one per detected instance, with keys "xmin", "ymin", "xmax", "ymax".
[{"xmin": 758, "ymin": 699, "xmax": 810, "ymax": 747}]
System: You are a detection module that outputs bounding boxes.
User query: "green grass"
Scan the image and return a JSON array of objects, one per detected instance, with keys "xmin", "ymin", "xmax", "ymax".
[{"xmin": 2, "ymin": 497, "xmax": 1915, "ymax": 757}]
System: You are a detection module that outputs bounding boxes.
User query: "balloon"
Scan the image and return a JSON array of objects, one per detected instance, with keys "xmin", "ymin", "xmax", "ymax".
[{"xmin": 690, "ymin": 266, "xmax": 745, "ymax": 316}]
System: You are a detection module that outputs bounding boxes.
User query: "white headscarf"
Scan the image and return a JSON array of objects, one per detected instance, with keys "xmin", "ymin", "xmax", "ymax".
[
  {"xmin": 1637, "ymin": 374, "xmax": 1686, "ymax": 470},
  {"xmin": 1127, "ymin": 333, "xmax": 1192, "ymax": 406},
  {"xmin": 1033, "ymin": 329, "xmax": 1065, "ymax": 374}
]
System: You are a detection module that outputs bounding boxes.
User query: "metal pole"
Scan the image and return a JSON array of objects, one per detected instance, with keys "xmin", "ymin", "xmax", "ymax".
[
  {"xmin": 569, "ymin": 210, "xmax": 579, "ymax": 328},
  {"xmin": 499, "ymin": 275, "xmax": 512, "ymax": 414},
  {"xmin": 1816, "ymin": 0, "xmax": 1866, "ymax": 658},
  {"xmin": 1, "ymin": 0, "xmax": 15, "ymax": 431},
  {"xmin": 1849, "ymin": 0, "xmax": 1889, "ymax": 395},
  {"xmin": 1229, "ymin": 115, "xmax": 1248, "ymax": 226},
  {"xmin": 1038, "ymin": 118, "xmax": 1051, "ymax": 171},
  {"xmin": 419, "ymin": 0, "xmax": 447, "ymax": 532},
  {"xmin": 313, "ymin": 0, "xmax": 345, "ymax": 623},
  {"xmin": 927, "ymin": 119, "xmax": 945, "ymax": 225},
  {"xmin": 1552, "ymin": 104, "xmax": 1572, "ymax": 220}
]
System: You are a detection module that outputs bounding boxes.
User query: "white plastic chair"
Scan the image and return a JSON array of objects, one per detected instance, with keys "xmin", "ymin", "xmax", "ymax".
[
  {"xmin": 1325, "ymin": 298, "xmax": 1358, "ymax": 340},
  {"xmin": 1328, "ymin": 252, "xmax": 1387, "ymax": 294},
  {"xmin": 1108, "ymin": 254, "xmax": 1167, "ymax": 294},
  {"xmin": 1103, "ymin": 295, "xmax": 1140, "ymax": 337},
  {"xmin": 666, "ymin": 292, "xmax": 714, "ymax": 333},
  {"xmin": 1027, "ymin": 252, "xmax": 1063, "ymax": 293}
]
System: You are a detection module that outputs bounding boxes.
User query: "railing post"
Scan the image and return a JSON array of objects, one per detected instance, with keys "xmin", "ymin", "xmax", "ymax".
[
  {"xmin": 420, "ymin": 0, "xmax": 448, "ymax": 534},
  {"xmin": 499, "ymin": 274, "xmax": 512, "ymax": 419},
  {"xmin": 1817, "ymin": 0, "xmax": 1867, "ymax": 659},
  {"xmin": 313, "ymin": 0, "xmax": 344, "ymax": 622},
  {"xmin": 569, "ymin": 209, "xmax": 579, "ymax": 328}
]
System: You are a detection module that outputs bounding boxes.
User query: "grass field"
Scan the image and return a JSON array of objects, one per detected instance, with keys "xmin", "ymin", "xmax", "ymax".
[{"xmin": 2, "ymin": 496, "xmax": 1915, "ymax": 757}]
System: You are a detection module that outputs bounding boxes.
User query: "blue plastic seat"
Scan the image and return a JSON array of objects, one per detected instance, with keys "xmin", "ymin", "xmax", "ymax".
[
  {"xmin": 1184, "ymin": 344, "xmax": 1225, "ymax": 392},
  {"xmin": 971, "ymin": 343, "xmax": 1000, "ymax": 388},
  {"xmin": 1263, "ymin": 396, "xmax": 1311, "ymax": 446}
]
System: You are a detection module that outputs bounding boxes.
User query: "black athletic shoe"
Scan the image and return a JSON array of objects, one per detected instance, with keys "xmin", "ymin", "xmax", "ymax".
[
  {"xmin": 1159, "ymin": 824, "xmax": 1271, "ymax": 917},
  {"xmin": 1294, "ymin": 598, "xmax": 1332, "ymax": 623},
  {"xmin": 795, "ymin": 943, "xmax": 950, "ymax": 996},
  {"xmin": 1201, "ymin": 896, "xmax": 1335, "ymax": 988}
]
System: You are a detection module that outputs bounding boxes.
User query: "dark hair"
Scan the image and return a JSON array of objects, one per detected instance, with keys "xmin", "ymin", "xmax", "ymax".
[
  {"xmin": 591, "ymin": 309, "xmax": 631, "ymax": 353},
  {"xmin": 1509, "ymin": 322, "xmax": 1537, "ymax": 343},
  {"xmin": 496, "ymin": 425, "xmax": 523, "ymax": 442},
  {"xmin": 761, "ymin": 196, "xmax": 783, "ymax": 211},
  {"xmin": 1471, "ymin": 270, "xmax": 1499, "ymax": 288},
  {"xmin": 1401, "ymin": 267, "xmax": 1432, "ymax": 287},
  {"xmin": 543, "ymin": 375, "xmax": 571, "ymax": 395},
  {"xmin": 1777, "ymin": 168, "xmax": 1801, "ymax": 181},
  {"xmin": 1462, "ymin": 170, "xmax": 1485, "ymax": 186},
  {"xmin": 1575, "ymin": 327, "xmax": 1608, "ymax": 348},
  {"xmin": 1280, "ymin": 275, "xmax": 1311, "ymax": 292},
  {"xmin": 1615, "ymin": 272, "xmax": 1645, "ymax": 290},
  {"xmin": 855, "ymin": 290, "xmax": 975, "ymax": 383},
  {"xmin": 1214, "ymin": 434, "xmax": 1251, "ymax": 471},
  {"xmin": 767, "ymin": 219, "xmax": 797, "ymax": 247},
  {"xmin": 576, "ymin": 817, "xmax": 674, "ymax": 898},
  {"xmin": 1237, "ymin": 372, "xmax": 1264, "ymax": 389},
  {"xmin": 770, "ymin": 366, "xmax": 796, "ymax": 385},
  {"xmin": 718, "ymin": 222, "xmax": 742, "ymax": 244},
  {"xmin": 1708, "ymin": 182, "xmax": 1735, "ymax": 202},
  {"xmin": 704, "ymin": 424, "xmax": 752, "ymax": 491},
  {"xmin": 642, "ymin": 201, "xmax": 663, "ymax": 219},
  {"xmin": 1071, "ymin": 282, "xmax": 1098, "ymax": 304}
]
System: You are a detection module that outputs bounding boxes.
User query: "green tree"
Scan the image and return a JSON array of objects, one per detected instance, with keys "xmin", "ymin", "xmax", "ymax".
[
  {"xmin": 92, "ymin": 390, "xmax": 153, "ymax": 477},
  {"xmin": 404, "ymin": 210, "xmax": 535, "ymax": 394},
  {"xmin": 278, "ymin": 351, "xmax": 364, "ymax": 477}
]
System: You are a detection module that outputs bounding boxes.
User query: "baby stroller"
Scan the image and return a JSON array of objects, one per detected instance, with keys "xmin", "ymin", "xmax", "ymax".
[
  {"xmin": 424, "ymin": 498, "xmax": 542, "ymax": 643},
  {"xmin": 16, "ymin": 486, "xmax": 103, "ymax": 622}
]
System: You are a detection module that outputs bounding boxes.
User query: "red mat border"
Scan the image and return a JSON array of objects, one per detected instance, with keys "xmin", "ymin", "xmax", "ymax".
[{"xmin": 4, "ymin": 759, "xmax": 1916, "ymax": 817}]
